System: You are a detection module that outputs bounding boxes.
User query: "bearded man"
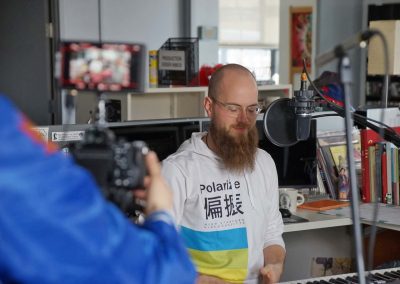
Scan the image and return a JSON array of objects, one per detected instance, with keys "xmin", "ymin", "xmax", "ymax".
[{"xmin": 162, "ymin": 64, "xmax": 286, "ymax": 284}]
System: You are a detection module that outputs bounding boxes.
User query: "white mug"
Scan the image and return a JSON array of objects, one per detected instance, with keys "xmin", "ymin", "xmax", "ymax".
[{"xmin": 279, "ymin": 188, "xmax": 305, "ymax": 213}]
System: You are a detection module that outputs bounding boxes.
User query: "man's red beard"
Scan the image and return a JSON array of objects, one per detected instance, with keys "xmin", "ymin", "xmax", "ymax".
[{"xmin": 209, "ymin": 121, "xmax": 259, "ymax": 173}]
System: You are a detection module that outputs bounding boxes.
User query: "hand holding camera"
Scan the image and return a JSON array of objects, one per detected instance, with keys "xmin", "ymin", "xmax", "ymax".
[{"xmin": 133, "ymin": 151, "xmax": 173, "ymax": 215}]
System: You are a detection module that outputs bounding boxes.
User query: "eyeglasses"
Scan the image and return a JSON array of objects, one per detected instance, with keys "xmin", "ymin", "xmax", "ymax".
[{"xmin": 211, "ymin": 98, "xmax": 262, "ymax": 118}]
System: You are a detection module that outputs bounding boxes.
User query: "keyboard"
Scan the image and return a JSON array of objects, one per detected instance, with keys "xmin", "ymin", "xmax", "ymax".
[{"xmin": 280, "ymin": 267, "xmax": 400, "ymax": 283}]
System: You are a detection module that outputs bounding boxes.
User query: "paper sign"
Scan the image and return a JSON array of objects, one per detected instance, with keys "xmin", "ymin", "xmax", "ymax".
[
  {"xmin": 158, "ymin": 50, "xmax": 185, "ymax": 71},
  {"xmin": 51, "ymin": 131, "xmax": 85, "ymax": 142}
]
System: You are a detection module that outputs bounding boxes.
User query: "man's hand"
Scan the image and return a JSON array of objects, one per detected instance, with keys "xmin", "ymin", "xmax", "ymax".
[
  {"xmin": 133, "ymin": 151, "xmax": 173, "ymax": 215},
  {"xmin": 260, "ymin": 262, "xmax": 284, "ymax": 284},
  {"xmin": 196, "ymin": 274, "xmax": 228, "ymax": 284},
  {"xmin": 261, "ymin": 245, "xmax": 286, "ymax": 284}
]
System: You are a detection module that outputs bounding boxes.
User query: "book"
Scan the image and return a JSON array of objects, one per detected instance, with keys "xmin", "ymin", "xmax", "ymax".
[
  {"xmin": 381, "ymin": 145, "xmax": 388, "ymax": 204},
  {"xmin": 329, "ymin": 144, "xmax": 350, "ymax": 200},
  {"xmin": 320, "ymin": 145, "xmax": 339, "ymax": 198},
  {"xmin": 375, "ymin": 142, "xmax": 384, "ymax": 202},
  {"xmin": 368, "ymin": 145, "xmax": 376, "ymax": 202},
  {"xmin": 392, "ymin": 146, "xmax": 399, "ymax": 205},
  {"xmin": 384, "ymin": 141, "xmax": 393, "ymax": 204},
  {"xmin": 318, "ymin": 130, "xmax": 362, "ymax": 201},
  {"xmin": 316, "ymin": 162, "xmax": 327, "ymax": 196},
  {"xmin": 298, "ymin": 199, "xmax": 350, "ymax": 211},
  {"xmin": 360, "ymin": 127, "xmax": 400, "ymax": 202},
  {"xmin": 360, "ymin": 129, "xmax": 379, "ymax": 203},
  {"xmin": 317, "ymin": 147, "xmax": 336, "ymax": 199}
]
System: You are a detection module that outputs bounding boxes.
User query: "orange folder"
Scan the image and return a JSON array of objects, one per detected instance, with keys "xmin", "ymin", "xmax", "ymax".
[{"xmin": 298, "ymin": 199, "xmax": 350, "ymax": 211}]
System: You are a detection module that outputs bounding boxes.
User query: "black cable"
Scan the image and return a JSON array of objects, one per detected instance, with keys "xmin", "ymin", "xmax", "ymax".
[
  {"xmin": 312, "ymin": 113, "xmax": 340, "ymax": 119},
  {"xmin": 312, "ymin": 106, "xmax": 398, "ymax": 135},
  {"xmin": 304, "ymin": 60, "xmax": 400, "ymax": 145}
]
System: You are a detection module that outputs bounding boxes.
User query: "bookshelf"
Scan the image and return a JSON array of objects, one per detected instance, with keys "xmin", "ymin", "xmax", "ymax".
[
  {"xmin": 360, "ymin": 0, "xmax": 400, "ymax": 107},
  {"xmin": 70, "ymin": 84, "xmax": 292, "ymax": 123}
]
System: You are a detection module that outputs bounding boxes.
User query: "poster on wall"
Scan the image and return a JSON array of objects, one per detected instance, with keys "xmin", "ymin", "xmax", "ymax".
[{"xmin": 290, "ymin": 6, "xmax": 313, "ymax": 85}]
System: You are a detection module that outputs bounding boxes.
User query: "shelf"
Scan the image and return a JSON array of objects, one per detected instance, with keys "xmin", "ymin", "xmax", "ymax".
[
  {"xmin": 283, "ymin": 209, "xmax": 352, "ymax": 233},
  {"xmin": 70, "ymin": 84, "xmax": 292, "ymax": 123},
  {"xmin": 125, "ymin": 84, "xmax": 292, "ymax": 121},
  {"xmin": 367, "ymin": 75, "xmax": 400, "ymax": 82},
  {"xmin": 285, "ymin": 205, "xmax": 400, "ymax": 233},
  {"xmin": 366, "ymin": 95, "xmax": 400, "ymax": 101}
]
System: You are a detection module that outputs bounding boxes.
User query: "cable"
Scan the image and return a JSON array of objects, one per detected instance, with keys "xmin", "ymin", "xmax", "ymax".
[
  {"xmin": 304, "ymin": 59, "xmax": 400, "ymax": 141},
  {"xmin": 304, "ymin": 28, "xmax": 392, "ymax": 281}
]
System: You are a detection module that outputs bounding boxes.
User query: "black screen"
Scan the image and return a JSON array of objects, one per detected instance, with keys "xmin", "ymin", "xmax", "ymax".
[
  {"xmin": 110, "ymin": 121, "xmax": 200, "ymax": 161},
  {"xmin": 201, "ymin": 119, "xmax": 317, "ymax": 188},
  {"xmin": 257, "ymin": 119, "xmax": 317, "ymax": 188}
]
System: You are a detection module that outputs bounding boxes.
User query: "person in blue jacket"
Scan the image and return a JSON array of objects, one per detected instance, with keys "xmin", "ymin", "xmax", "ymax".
[{"xmin": 0, "ymin": 94, "xmax": 196, "ymax": 284}]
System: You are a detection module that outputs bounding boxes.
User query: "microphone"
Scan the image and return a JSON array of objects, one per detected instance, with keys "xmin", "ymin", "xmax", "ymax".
[
  {"xmin": 264, "ymin": 28, "xmax": 377, "ymax": 147},
  {"xmin": 290, "ymin": 71, "xmax": 315, "ymax": 141},
  {"xmin": 263, "ymin": 71, "xmax": 315, "ymax": 147},
  {"xmin": 315, "ymin": 30, "xmax": 376, "ymax": 67}
]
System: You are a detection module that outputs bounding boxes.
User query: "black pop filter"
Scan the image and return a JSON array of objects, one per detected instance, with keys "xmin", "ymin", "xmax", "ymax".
[{"xmin": 263, "ymin": 98, "xmax": 298, "ymax": 147}]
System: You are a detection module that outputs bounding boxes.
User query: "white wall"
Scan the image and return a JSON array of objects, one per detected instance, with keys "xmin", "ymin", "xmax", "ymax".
[
  {"xmin": 59, "ymin": 0, "xmax": 181, "ymax": 50},
  {"xmin": 316, "ymin": 0, "xmax": 362, "ymax": 107},
  {"xmin": 101, "ymin": 0, "xmax": 181, "ymax": 50},
  {"xmin": 191, "ymin": 0, "xmax": 219, "ymax": 66},
  {"xmin": 59, "ymin": 0, "xmax": 100, "ymax": 41}
]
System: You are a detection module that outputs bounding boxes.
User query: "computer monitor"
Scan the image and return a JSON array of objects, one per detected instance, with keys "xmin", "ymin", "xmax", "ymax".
[
  {"xmin": 257, "ymin": 119, "xmax": 317, "ymax": 188},
  {"xmin": 45, "ymin": 119, "xmax": 200, "ymax": 161},
  {"xmin": 110, "ymin": 125, "xmax": 179, "ymax": 161},
  {"xmin": 201, "ymin": 118, "xmax": 317, "ymax": 188},
  {"xmin": 109, "ymin": 120, "xmax": 200, "ymax": 161}
]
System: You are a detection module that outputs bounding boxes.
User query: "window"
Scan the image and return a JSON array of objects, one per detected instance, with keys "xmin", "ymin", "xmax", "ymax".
[{"xmin": 218, "ymin": 0, "xmax": 280, "ymax": 83}]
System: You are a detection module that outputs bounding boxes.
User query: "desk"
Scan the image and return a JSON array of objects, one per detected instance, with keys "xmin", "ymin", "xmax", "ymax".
[
  {"xmin": 284, "ymin": 209, "xmax": 352, "ymax": 233},
  {"xmin": 281, "ymin": 209, "xmax": 400, "ymax": 282},
  {"xmin": 281, "ymin": 210, "xmax": 354, "ymax": 282}
]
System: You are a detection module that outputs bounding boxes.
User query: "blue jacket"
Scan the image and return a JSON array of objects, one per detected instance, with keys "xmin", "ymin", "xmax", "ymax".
[{"xmin": 0, "ymin": 95, "xmax": 196, "ymax": 284}]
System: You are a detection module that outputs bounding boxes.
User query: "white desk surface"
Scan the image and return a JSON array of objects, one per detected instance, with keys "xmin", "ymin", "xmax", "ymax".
[
  {"xmin": 284, "ymin": 209, "xmax": 400, "ymax": 233},
  {"xmin": 283, "ymin": 209, "xmax": 352, "ymax": 233}
]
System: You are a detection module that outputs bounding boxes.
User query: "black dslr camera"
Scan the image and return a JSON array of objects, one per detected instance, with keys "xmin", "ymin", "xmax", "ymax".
[{"xmin": 70, "ymin": 125, "xmax": 148, "ymax": 213}]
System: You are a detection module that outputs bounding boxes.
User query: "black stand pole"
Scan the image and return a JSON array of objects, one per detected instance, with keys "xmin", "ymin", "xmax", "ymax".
[{"xmin": 339, "ymin": 54, "xmax": 366, "ymax": 284}]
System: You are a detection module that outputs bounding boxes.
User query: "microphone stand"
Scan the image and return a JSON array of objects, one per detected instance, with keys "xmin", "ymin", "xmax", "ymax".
[{"xmin": 339, "ymin": 53, "xmax": 366, "ymax": 284}]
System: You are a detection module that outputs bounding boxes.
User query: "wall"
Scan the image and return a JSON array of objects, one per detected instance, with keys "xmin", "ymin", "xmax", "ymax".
[
  {"xmin": 279, "ymin": 0, "xmax": 363, "ymax": 106},
  {"xmin": 59, "ymin": 0, "xmax": 100, "ymax": 41},
  {"xmin": 59, "ymin": 0, "xmax": 181, "ymax": 50},
  {"xmin": 316, "ymin": 0, "xmax": 362, "ymax": 107},
  {"xmin": 191, "ymin": 0, "xmax": 219, "ymax": 66}
]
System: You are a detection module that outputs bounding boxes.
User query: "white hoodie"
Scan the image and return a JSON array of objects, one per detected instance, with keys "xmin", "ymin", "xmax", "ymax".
[{"xmin": 162, "ymin": 132, "xmax": 285, "ymax": 284}]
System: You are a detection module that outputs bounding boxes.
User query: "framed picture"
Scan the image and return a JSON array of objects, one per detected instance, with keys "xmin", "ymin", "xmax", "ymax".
[{"xmin": 290, "ymin": 6, "xmax": 313, "ymax": 84}]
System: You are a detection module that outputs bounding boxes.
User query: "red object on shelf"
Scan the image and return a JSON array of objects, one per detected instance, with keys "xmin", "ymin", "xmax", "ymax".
[{"xmin": 197, "ymin": 64, "xmax": 224, "ymax": 86}]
